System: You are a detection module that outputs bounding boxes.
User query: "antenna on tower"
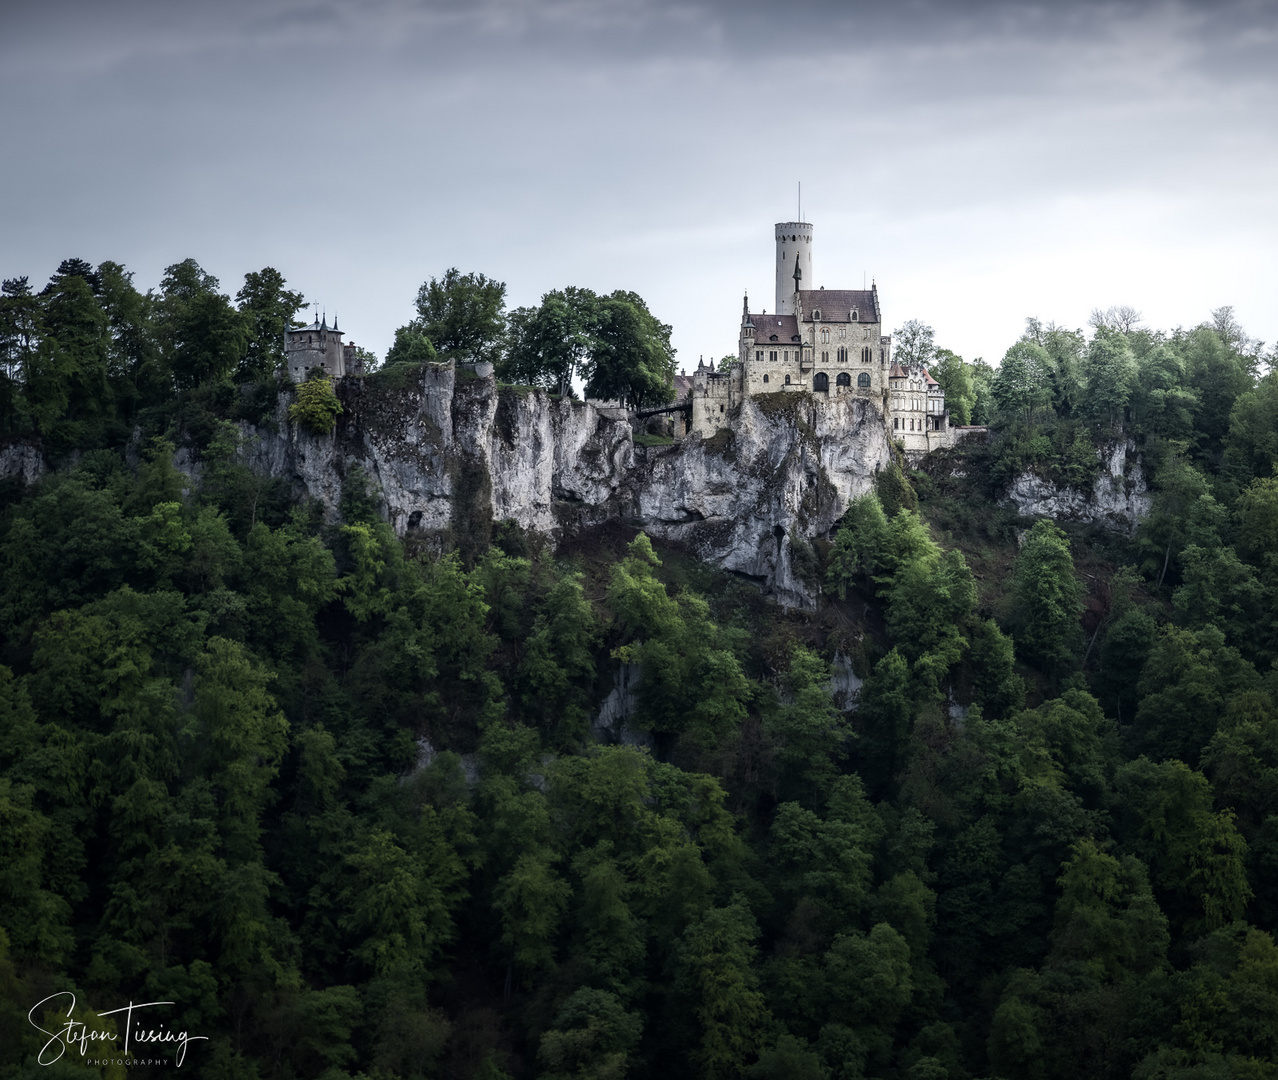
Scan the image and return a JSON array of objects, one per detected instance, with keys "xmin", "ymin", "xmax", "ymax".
[{"xmin": 798, "ymin": 181, "xmax": 801, "ymax": 222}]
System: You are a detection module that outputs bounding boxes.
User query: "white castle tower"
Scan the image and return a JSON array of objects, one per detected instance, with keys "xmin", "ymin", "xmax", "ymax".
[{"xmin": 774, "ymin": 221, "xmax": 813, "ymax": 316}]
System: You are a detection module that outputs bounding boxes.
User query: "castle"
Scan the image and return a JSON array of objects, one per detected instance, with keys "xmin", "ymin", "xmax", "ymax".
[
  {"xmin": 284, "ymin": 314, "xmax": 365, "ymax": 382},
  {"xmin": 688, "ymin": 221, "xmax": 964, "ymax": 458}
]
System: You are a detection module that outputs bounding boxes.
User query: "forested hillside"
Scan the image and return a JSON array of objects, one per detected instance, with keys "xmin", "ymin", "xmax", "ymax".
[{"xmin": 2, "ymin": 261, "xmax": 1278, "ymax": 1079}]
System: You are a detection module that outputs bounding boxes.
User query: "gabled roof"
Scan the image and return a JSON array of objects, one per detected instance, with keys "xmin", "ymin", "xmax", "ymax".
[
  {"xmin": 748, "ymin": 314, "xmax": 800, "ymax": 342},
  {"xmin": 923, "ymin": 368, "xmax": 940, "ymax": 387},
  {"xmin": 889, "ymin": 362, "xmax": 906, "ymax": 378},
  {"xmin": 674, "ymin": 374, "xmax": 694, "ymax": 402},
  {"xmin": 797, "ymin": 289, "xmax": 879, "ymax": 323}
]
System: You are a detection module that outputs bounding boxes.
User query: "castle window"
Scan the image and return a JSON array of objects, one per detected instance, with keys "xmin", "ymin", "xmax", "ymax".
[
  {"xmin": 785, "ymin": 374, "xmax": 791, "ymax": 385},
  {"xmin": 851, "ymin": 310, "xmax": 858, "ymax": 321},
  {"xmin": 813, "ymin": 310, "xmax": 821, "ymax": 321},
  {"xmin": 763, "ymin": 373, "xmax": 769, "ymax": 383},
  {"xmin": 820, "ymin": 328, "xmax": 829, "ymax": 343},
  {"xmin": 769, "ymin": 351, "xmax": 777, "ymax": 362},
  {"xmin": 814, "ymin": 372, "xmax": 829, "ymax": 392},
  {"xmin": 858, "ymin": 372, "xmax": 871, "ymax": 388},
  {"xmin": 837, "ymin": 372, "xmax": 851, "ymax": 387},
  {"xmin": 822, "ymin": 351, "xmax": 828, "ymax": 363},
  {"xmin": 756, "ymin": 350, "xmax": 763, "ymax": 362},
  {"xmin": 769, "ymin": 335, "xmax": 778, "ymax": 342},
  {"xmin": 719, "ymin": 405, "xmax": 724, "ymax": 413},
  {"xmin": 861, "ymin": 346, "xmax": 872, "ymax": 363},
  {"xmin": 894, "ymin": 417, "xmax": 899, "ymax": 429}
]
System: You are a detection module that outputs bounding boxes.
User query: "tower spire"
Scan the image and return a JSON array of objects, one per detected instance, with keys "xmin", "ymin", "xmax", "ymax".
[{"xmin": 793, "ymin": 253, "xmax": 802, "ymax": 292}]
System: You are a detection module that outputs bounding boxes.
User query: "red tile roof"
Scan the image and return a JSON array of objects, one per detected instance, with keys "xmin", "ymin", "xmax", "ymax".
[{"xmin": 889, "ymin": 362, "xmax": 907, "ymax": 378}]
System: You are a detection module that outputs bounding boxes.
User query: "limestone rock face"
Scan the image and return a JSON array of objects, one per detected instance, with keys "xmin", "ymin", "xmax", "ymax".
[
  {"xmin": 239, "ymin": 366, "xmax": 634, "ymax": 540},
  {"xmin": 230, "ymin": 367, "xmax": 893, "ymax": 607},
  {"xmin": 0, "ymin": 441, "xmax": 46, "ymax": 486},
  {"xmin": 1004, "ymin": 439, "xmax": 1151, "ymax": 533},
  {"xmin": 637, "ymin": 394, "xmax": 892, "ymax": 607}
]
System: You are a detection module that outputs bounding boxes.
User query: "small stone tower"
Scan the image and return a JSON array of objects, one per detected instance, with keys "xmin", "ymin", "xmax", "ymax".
[
  {"xmin": 774, "ymin": 221, "xmax": 813, "ymax": 316},
  {"xmin": 285, "ymin": 314, "xmax": 346, "ymax": 381}
]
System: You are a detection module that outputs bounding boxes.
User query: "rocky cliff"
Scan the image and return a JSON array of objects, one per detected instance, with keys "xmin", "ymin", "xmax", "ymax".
[
  {"xmin": 235, "ymin": 365, "xmax": 892, "ymax": 607},
  {"xmin": 1003, "ymin": 439, "xmax": 1151, "ymax": 534}
]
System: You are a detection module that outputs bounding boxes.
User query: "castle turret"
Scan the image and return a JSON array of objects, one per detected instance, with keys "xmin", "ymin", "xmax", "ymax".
[
  {"xmin": 774, "ymin": 221, "xmax": 812, "ymax": 316},
  {"xmin": 285, "ymin": 314, "xmax": 346, "ymax": 381}
]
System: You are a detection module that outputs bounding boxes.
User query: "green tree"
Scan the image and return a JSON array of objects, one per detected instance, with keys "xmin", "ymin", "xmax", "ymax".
[
  {"xmin": 502, "ymin": 287, "xmax": 598, "ymax": 395},
  {"xmin": 1226, "ymin": 371, "xmax": 1278, "ymax": 480},
  {"xmin": 892, "ymin": 320, "xmax": 935, "ymax": 368},
  {"xmin": 992, "ymin": 341, "xmax": 1052, "ymax": 426},
  {"xmin": 1183, "ymin": 325, "xmax": 1251, "ymax": 459},
  {"xmin": 1116, "ymin": 757, "xmax": 1252, "ymax": 935},
  {"xmin": 765, "ymin": 644, "xmax": 849, "ymax": 799},
  {"xmin": 676, "ymin": 899, "xmax": 771, "ymax": 1080},
  {"xmin": 538, "ymin": 988, "xmax": 643, "ymax": 1080},
  {"xmin": 383, "ymin": 325, "xmax": 439, "ymax": 367},
  {"xmin": 236, "ymin": 267, "xmax": 305, "ymax": 382},
  {"xmin": 97, "ymin": 261, "xmax": 156, "ymax": 424},
  {"xmin": 288, "ymin": 371, "xmax": 343, "ymax": 435},
  {"xmin": 26, "ymin": 271, "xmax": 113, "ymax": 448},
  {"xmin": 1012, "ymin": 520, "xmax": 1084, "ymax": 672},
  {"xmin": 1081, "ymin": 326, "xmax": 1138, "ymax": 428},
  {"xmin": 1134, "ymin": 623, "xmax": 1261, "ymax": 767},
  {"xmin": 608, "ymin": 534, "xmax": 749, "ymax": 747},
  {"xmin": 410, "ymin": 267, "xmax": 507, "ymax": 365},
  {"xmin": 582, "ymin": 291, "xmax": 676, "ymax": 409},
  {"xmin": 933, "ymin": 348, "xmax": 974, "ymax": 425},
  {"xmin": 1048, "ymin": 838, "xmax": 1169, "ymax": 983},
  {"xmin": 156, "ymin": 259, "xmax": 248, "ymax": 390},
  {"xmin": 825, "ymin": 491, "xmax": 890, "ymax": 600}
]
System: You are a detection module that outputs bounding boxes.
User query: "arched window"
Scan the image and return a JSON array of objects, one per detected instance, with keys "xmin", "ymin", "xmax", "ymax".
[
  {"xmin": 813, "ymin": 310, "xmax": 821, "ymax": 321},
  {"xmin": 814, "ymin": 372, "xmax": 829, "ymax": 392},
  {"xmin": 763, "ymin": 373, "xmax": 769, "ymax": 383},
  {"xmin": 785, "ymin": 374, "xmax": 791, "ymax": 385},
  {"xmin": 858, "ymin": 372, "xmax": 871, "ymax": 388},
  {"xmin": 820, "ymin": 328, "xmax": 830, "ymax": 343},
  {"xmin": 851, "ymin": 310, "xmax": 858, "ymax": 321},
  {"xmin": 837, "ymin": 372, "xmax": 851, "ymax": 387},
  {"xmin": 861, "ymin": 346, "xmax": 871, "ymax": 363},
  {"xmin": 821, "ymin": 351, "xmax": 828, "ymax": 363}
]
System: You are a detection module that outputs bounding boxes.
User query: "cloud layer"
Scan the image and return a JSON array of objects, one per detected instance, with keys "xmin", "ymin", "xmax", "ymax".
[{"xmin": 4, "ymin": 0, "xmax": 1276, "ymax": 363}]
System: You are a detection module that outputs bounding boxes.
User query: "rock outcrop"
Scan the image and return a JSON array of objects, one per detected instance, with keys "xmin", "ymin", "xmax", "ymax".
[
  {"xmin": 637, "ymin": 393, "xmax": 891, "ymax": 607},
  {"xmin": 234, "ymin": 364, "xmax": 891, "ymax": 607},
  {"xmin": 1004, "ymin": 439, "xmax": 1151, "ymax": 533},
  {"xmin": 0, "ymin": 441, "xmax": 47, "ymax": 486},
  {"xmin": 6, "ymin": 363, "xmax": 893, "ymax": 607}
]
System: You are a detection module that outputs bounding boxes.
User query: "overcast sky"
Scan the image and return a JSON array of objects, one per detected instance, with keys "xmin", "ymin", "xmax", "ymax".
[{"xmin": 3, "ymin": 0, "xmax": 1276, "ymax": 368}]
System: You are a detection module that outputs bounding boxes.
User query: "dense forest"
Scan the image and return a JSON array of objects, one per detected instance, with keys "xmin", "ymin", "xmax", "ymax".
[{"xmin": 2, "ymin": 259, "xmax": 1278, "ymax": 1080}]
